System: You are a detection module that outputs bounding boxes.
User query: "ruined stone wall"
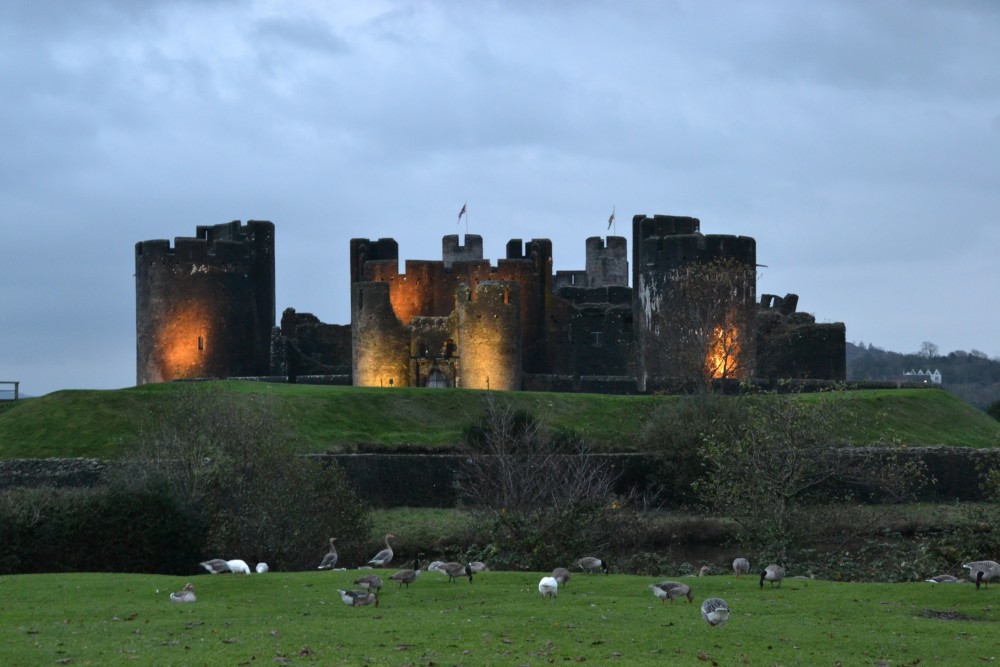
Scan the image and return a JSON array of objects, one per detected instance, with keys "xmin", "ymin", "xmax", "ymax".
[
  {"xmin": 756, "ymin": 294, "xmax": 847, "ymax": 381},
  {"xmin": 272, "ymin": 308, "xmax": 352, "ymax": 378},
  {"xmin": 135, "ymin": 220, "xmax": 275, "ymax": 385},
  {"xmin": 457, "ymin": 281, "xmax": 521, "ymax": 390}
]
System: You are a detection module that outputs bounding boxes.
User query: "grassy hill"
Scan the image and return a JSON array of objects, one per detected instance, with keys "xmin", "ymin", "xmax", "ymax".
[{"xmin": 0, "ymin": 381, "xmax": 998, "ymax": 459}]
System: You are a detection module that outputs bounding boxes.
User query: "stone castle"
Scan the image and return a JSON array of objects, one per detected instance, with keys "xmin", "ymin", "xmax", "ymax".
[{"xmin": 135, "ymin": 215, "xmax": 846, "ymax": 392}]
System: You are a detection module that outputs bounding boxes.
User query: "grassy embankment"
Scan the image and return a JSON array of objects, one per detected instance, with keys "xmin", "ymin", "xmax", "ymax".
[
  {"xmin": 0, "ymin": 570, "xmax": 996, "ymax": 666},
  {"xmin": 0, "ymin": 381, "xmax": 997, "ymax": 458}
]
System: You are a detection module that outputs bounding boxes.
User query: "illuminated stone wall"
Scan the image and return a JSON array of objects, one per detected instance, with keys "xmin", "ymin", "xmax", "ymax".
[
  {"xmin": 135, "ymin": 220, "xmax": 274, "ymax": 385},
  {"xmin": 351, "ymin": 281, "xmax": 411, "ymax": 387},
  {"xmin": 456, "ymin": 281, "xmax": 521, "ymax": 390}
]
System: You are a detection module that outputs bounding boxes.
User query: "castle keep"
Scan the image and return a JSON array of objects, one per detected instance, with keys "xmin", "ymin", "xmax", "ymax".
[{"xmin": 135, "ymin": 215, "xmax": 846, "ymax": 391}]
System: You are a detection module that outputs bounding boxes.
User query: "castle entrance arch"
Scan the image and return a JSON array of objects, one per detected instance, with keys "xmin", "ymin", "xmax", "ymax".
[{"xmin": 425, "ymin": 369, "xmax": 449, "ymax": 388}]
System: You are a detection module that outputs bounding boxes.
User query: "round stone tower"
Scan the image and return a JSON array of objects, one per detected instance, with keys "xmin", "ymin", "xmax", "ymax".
[
  {"xmin": 135, "ymin": 220, "xmax": 275, "ymax": 385},
  {"xmin": 351, "ymin": 281, "xmax": 411, "ymax": 388}
]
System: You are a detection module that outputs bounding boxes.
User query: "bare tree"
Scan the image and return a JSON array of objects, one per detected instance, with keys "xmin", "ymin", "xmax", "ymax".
[
  {"xmin": 457, "ymin": 394, "xmax": 630, "ymax": 568},
  {"xmin": 918, "ymin": 341, "xmax": 939, "ymax": 359},
  {"xmin": 694, "ymin": 394, "xmax": 927, "ymax": 564}
]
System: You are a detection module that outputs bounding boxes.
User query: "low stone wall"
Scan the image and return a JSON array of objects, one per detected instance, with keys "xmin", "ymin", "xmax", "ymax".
[{"xmin": 0, "ymin": 446, "xmax": 995, "ymax": 506}]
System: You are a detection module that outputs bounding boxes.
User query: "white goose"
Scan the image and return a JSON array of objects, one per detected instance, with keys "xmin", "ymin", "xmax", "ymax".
[
  {"xmin": 317, "ymin": 537, "xmax": 339, "ymax": 570},
  {"xmin": 169, "ymin": 582, "xmax": 197, "ymax": 603},
  {"xmin": 701, "ymin": 597, "xmax": 730, "ymax": 626},
  {"xmin": 255, "ymin": 562, "xmax": 269, "ymax": 574},
  {"xmin": 368, "ymin": 534, "xmax": 395, "ymax": 568},
  {"xmin": 226, "ymin": 559, "xmax": 252, "ymax": 575},
  {"xmin": 538, "ymin": 576, "xmax": 559, "ymax": 599}
]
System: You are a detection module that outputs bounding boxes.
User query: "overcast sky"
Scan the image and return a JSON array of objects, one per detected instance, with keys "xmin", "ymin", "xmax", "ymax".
[{"xmin": 2, "ymin": 0, "xmax": 998, "ymax": 397}]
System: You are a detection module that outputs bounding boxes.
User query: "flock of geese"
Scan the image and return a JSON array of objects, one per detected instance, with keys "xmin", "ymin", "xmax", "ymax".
[{"xmin": 169, "ymin": 536, "xmax": 1000, "ymax": 628}]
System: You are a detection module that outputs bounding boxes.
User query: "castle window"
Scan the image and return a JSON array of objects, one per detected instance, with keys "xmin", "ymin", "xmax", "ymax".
[
  {"xmin": 197, "ymin": 336, "xmax": 204, "ymax": 351},
  {"xmin": 591, "ymin": 331, "xmax": 603, "ymax": 346},
  {"xmin": 444, "ymin": 339, "xmax": 457, "ymax": 358}
]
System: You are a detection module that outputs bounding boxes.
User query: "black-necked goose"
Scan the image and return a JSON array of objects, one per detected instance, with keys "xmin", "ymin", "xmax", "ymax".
[
  {"xmin": 317, "ymin": 537, "xmax": 339, "ymax": 570},
  {"xmin": 701, "ymin": 597, "xmax": 730, "ymax": 626},
  {"xmin": 963, "ymin": 560, "xmax": 1000, "ymax": 589},
  {"xmin": 577, "ymin": 556, "xmax": 609, "ymax": 574},
  {"xmin": 649, "ymin": 580, "xmax": 693, "ymax": 603},
  {"xmin": 440, "ymin": 562, "xmax": 474, "ymax": 583},
  {"xmin": 390, "ymin": 558, "xmax": 422, "ymax": 589},
  {"xmin": 368, "ymin": 534, "xmax": 395, "ymax": 568},
  {"xmin": 337, "ymin": 589, "xmax": 379, "ymax": 608},
  {"xmin": 760, "ymin": 564, "xmax": 785, "ymax": 588}
]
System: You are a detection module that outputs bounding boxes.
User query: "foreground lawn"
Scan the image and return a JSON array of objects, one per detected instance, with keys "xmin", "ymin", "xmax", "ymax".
[{"xmin": 1, "ymin": 570, "xmax": 997, "ymax": 666}]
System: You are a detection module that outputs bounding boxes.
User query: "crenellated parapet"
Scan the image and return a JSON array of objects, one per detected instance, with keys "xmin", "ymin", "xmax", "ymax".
[
  {"xmin": 135, "ymin": 220, "xmax": 275, "ymax": 385},
  {"xmin": 585, "ymin": 236, "xmax": 628, "ymax": 287}
]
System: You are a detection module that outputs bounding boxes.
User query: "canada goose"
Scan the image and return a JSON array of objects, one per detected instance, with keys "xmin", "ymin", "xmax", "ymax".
[
  {"xmin": 354, "ymin": 574, "xmax": 384, "ymax": 592},
  {"xmin": 226, "ymin": 559, "xmax": 252, "ymax": 575},
  {"xmin": 577, "ymin": 557, "xmax": 609, "ymax": 574},
  {"xmin": 469, "ymin": 561, "xmax": 490, "ymax": 573},
  {"xmin": 732, "ymin": 558, "xmax": 750, "ymax": 578},
  {"xmin": 760, "ymin": 564, "xmax": 785, "ymax": 589},
  {"xmin": 317, "ymin": 537, "xmax": 339, "ymax": 570},
  {"xmin": 440, "ymin": 562, "xmax": 474, "ymax": 583},
  {"xmin": 701, "ymin": 597, "xmax": 730, "ymax": 626},
  {"xmin": 255, "ymin": 562, "xmax": 269, "ymax": 574},
  {"xmin": 337, "ymin": 589, "xmax": 379, "ymax": 608},
  {"xmin": 963, "ymin": 560, "xmax": 1000, "ymax": 589},
  {"xmin": 649, "ymin": 580, "xmax": 693, "ymax": 603},
  {"xmin": 169, "ymin": 583, "xmax": 197, "ymax": 603},
  {"xmin": 368, "ymin": 534, "xmax": 395, "ymax": 568},
  {"xmin": 538, "ymin": 576, "xmax": 559, "ymax": 599},
  {"xmin": 427, "ymin": 561, "xmax": 446, "ymax": 573},
  {"xmin": 926, "ymin": 574, "xmax": 962, "ymax": 584},
  {"xmin": 390, "ymin": 558, "xmax": 422, "ymax": 589},
  {"xmin": 552, "ymin": 567, "xmax": 571, "ymax": 586},
  {"xmin": 199, "ymin": 559, "xmax": 231, "ymax": 574}
]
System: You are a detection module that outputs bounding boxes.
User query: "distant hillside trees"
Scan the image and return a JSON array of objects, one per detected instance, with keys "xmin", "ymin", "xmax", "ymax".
[{"xmin": 847, "ymin": 342, "xmax": 1000, "ymax": 409}]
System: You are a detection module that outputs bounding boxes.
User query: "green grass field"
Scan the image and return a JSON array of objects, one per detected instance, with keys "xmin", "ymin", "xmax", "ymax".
[
  {"xmin": 1, "ymin": 570, "xmax": 997, "ymax": 666},
  {"xmin": 1, "ymin": 381, "xmax": 997, "ymax": 458}
]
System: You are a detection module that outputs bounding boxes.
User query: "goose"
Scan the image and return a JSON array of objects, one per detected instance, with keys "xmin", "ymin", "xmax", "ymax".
[
  {"xmin": 963, "ymin": 560, "xmax": 1000, "ymax": 589},
  {"xmin": 926, "ymin": 574, "xmax": 962, "ymax": 584},
  {"xmin": 552, "ymin": 567, "xmax": 571, "ymax": 586},
  {"xmin": 368, "ymin": 534, "xmax": 395, "ymax": 568},
  {"xmin": 317, "ymin": 537, "xmax": 339, "ymax": 570},
  {"xmin": 577, "ymin": 556, "xmax": 609, "ymax": 574},
  {"xmin": 701, "ymin": 597, "xmax": 730, "ymax": 627},
  {"xmin": 469, "ymin": 561, "xmax": 490, "ymax": 573},
  {"xmin": 427, "ymin": 561, "xmax": 447, "ymax": 574},
  {"xmin": 337, "ymin": 589, "xmax": 379, "ymax": 608},
  {"xmin": 390, "ymin": 558, "xmax": 422, "ymax": 589},
  {"xmin": 538, "ymin": 576, "xmax": 559, "ymax": 599},
  {"xmin": 199, "ymin": 559, "xmax": 231, "ymax": 574},
  {"xmin": 255, "ymin": 562, "xmax": 269, "ymax": 574},
  {"xmin": 441, "ymin": 562, "xmax": 474, "ymax": 583},
  {"xmin": 760, "ymin": 564, "xmax": 785, "ymax": 589},
  {"xmin": 649, "ymin": 580, "xmax": 693, "ymax": 604},
  {"xmin": 354, "ymin": 574, "xmax": 384, "ymax": 592},
  {"xmin": 732, "ymin": 558, "xmax": 750, "ymax": 578},
  {"xmin": 226, "ymin": 559, "xmax": 252, "ymax": 575},
  {"xmin": 169, "ymin": 583, "xmax": 197, "ymax": 603}
]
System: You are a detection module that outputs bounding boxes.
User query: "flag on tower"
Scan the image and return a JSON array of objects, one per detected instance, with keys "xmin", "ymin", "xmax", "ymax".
[
  {"xmin": 457, "ymin": 202, "xmax": 467, "ymax": 224},
  {"xmin": 607, "ymin": 207, "xmax": 615, "ymax": 230}
]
